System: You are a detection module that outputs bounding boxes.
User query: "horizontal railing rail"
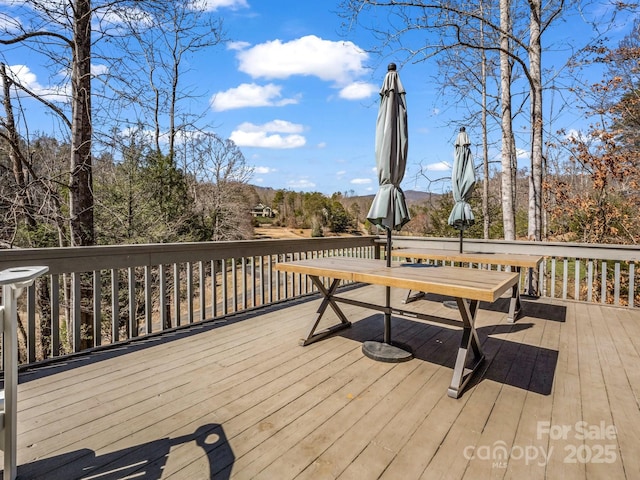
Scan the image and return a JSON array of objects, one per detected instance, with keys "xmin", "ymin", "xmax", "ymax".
[{"xmin": 1, "ymin": 235, "xmax": 638, "ymax": 369}]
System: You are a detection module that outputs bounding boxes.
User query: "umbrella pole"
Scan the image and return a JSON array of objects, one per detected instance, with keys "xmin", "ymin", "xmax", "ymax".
[
  {"xmin": 384, "ymin": 227, "xmax": 392, "ymax": 343},
  {"xmin": 459, "ymin": 229, "xmax": 463, "ymax": 253},
  {"xmin": 362, "ymin": 223, "xmax": 412, "ymax": 363}
]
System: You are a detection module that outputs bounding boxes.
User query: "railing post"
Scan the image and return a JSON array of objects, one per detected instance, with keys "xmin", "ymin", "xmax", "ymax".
[{"xmin": 0, "ymin": 266, "xmax": 48, "ymax": 480}]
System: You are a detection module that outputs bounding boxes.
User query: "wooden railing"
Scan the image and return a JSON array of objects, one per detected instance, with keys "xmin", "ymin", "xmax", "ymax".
[
  {"xmin": 1, "ymin": 235, "xmax": 639, "ymax": 368},
  {"xmin": 0, "ymin": 237, "xmax": 380, "ymax": 366},
  {"xmin": 393, "ymin": 236, "xmax": 640, "ymax": 307}
]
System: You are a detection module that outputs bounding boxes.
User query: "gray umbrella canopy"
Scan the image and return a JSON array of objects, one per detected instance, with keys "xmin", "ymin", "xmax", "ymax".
[
  {"xmin": 366, "ymin": 63, "xmax": 410, "ymax": 232},
  {"xmin": 448, "ymin": 127, "xmax": 476, "ymax": 232}
]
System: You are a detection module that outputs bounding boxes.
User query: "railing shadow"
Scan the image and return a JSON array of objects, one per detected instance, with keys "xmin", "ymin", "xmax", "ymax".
[
  {"xmin": 12, "ymin": 423, "xmax": 234, "ymax": 480},
  {"xmin": 15, "ymin": 293, "xmax": 328, "ymax": 386}
]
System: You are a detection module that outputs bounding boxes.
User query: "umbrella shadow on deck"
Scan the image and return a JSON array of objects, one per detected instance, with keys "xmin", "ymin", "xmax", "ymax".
[
  {"xmin": 13, "ymin": 423, "xmax": 234, "ymax": 480},
  {"xmin": 339, "ymin": 313, "xmax": 558, "ymax": 396}
]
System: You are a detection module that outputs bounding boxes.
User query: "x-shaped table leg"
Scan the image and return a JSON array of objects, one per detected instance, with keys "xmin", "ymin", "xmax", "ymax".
[
  {"xmin": 300, "ymin": 276, "xmax": 352, "ymax": 346},
  {"xmin": 507, "ymin": 267, "xmax": 522, "ymax": 323},
  {"xmin": 447, "ymin": 297, "xmax": 485, "ymax": 398}
]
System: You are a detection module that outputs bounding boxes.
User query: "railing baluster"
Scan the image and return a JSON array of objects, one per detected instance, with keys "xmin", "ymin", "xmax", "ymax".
[
  {"xmin": 587, "ymin": 260, "xmax": 593, "ymax": 303},
  {"xmin": 614, "ymin": 262, "xmax": 621, "ymax": 306},
  {"xmin": 160, "ymin": 264, "xmax": 167, "ymax": 329},
  {"xmin": 232, "ymin": 258, "xmax": 238, "ymax": 313},
  {"xmin": 259, "ymin": 255, "xmax": 264, "ymax": 306},
  {"xmin": 111, "ymin": 269, "xmax": 119, "ymax": 343},
  {"xmin": 51, "ymin": 274, "xmax": 60, "ymax": 357},
  {"xmin": 27, "ymin": 282, "xmax": 36, "ymax": 363},
  {"xmin": 550, "ymin": 258, "xmax": 556, "ymax": 299},
  {"xmin": 629, "ymin": 262, "xmax": 635, "ymax": 308},
  {"xmin": 199, "ymin": 261, "xmax": 205, "ymax": 322},
  {"xmin": 187, "ymin": 262, "xmax": 193, "ymax": 324},
  {"xmin": 145, "ymin": 265, "xmax": 152, "ymax": 334},
  {"xmin": 268, "ymin": 255, "xmax": 273, "ymax": 304},
  {"xmin": 173, "ymin": 263, "xmax": 181, "ymax": 327},
  {"xmin": 93, "ymin": 270, "xmax": 101, "ymax": 347},
  {"xmin": 128, "ymin": 267, "xmax": 136, "ymax": 338},
  {"xmin": 601, "ymin": 261, "xmax": 607, "ymax": 304},
  {"xmin": 575, "ymin": 259, "xmax": 581, "ymax": 301},
  {"xmin": 221, "ymin": 259, "xmax": 228, "ymax": 315},
  {"xmin": 562, "ymin": 259, "xmax": 568, "ymax": 300},
  {"xmin": 72, "ymin": 272, "xmax": 81, "ymax": 352},
  {"xmin": 242, "ymin": 257, "xmax": 247, "ymax": 309},
  {"xmin": 211, "ymin": 260, "xmax": 217, "ymax": 318}
]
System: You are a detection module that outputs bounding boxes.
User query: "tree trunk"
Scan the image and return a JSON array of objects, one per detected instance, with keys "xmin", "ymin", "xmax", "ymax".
[
  {"xmin": 1, "ymin": 64, "xmax": 36, "ymax": 230},
  {"xmin": 69, "ymin": 0, "xmax": 94, "ymax": 246},
  {"xmin": 528, "ymin": 0, "xmax": 544, "ymax": 242},
  {"xmin": 480, "ymin": 7, "xmax": 489, "ymax": 240},
  {"xmin": 500, "ymin": 0, "xmax": 516, "ymax": 240}
]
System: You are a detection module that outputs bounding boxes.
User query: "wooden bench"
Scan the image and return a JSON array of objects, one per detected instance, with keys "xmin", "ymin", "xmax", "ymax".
[
  {"xmin": 392, "ymin": 248, "xmax": 544, "ymax": 322},
  {"xmin": 275, "ymin": 257, "xmax": 519, "ymax": 398}
]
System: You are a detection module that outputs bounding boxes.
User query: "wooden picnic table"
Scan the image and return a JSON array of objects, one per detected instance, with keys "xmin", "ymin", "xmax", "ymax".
[
  {"xmin": 392, "ymin": 248, "xmax": 544, "ymax": 322},
  {"xmin": 275, "ymin": 257, "xmax": 519, "ymax": 398}
]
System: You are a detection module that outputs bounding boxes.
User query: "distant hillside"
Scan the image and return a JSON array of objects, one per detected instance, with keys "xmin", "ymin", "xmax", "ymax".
[{"xmin": 250, "ymin": 185, "xmax": 439, "ymax": 207}]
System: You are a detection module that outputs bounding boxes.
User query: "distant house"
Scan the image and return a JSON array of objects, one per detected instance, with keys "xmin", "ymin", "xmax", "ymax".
[{"xmin": 251, "ymin": 203, "xmax": 276, "ymax": 218}]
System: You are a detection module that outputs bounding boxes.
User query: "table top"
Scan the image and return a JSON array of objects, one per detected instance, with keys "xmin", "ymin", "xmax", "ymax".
[
  {"xmin": 391, "ymin": 248, "xmax": 544, "ymax": 268},
  {"xmin": 275, "ymin": 257, "xmax": 519, "ymax": 303}
]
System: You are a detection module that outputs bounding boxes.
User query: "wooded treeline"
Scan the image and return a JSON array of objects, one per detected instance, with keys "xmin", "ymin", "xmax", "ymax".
[
  {"xmin": 0, "ymin": 1, "xmax": 639, "ymax": 251},
  {"xmin": 340, "ymin": 0, "xmax": 640, "ymax": 245}
]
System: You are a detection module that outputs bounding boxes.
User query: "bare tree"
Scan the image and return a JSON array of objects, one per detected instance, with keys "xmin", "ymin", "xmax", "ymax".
[
  {"xmin": 339, "ymin": 0, "xmax": 568, "ymax": 241},
  {"xmin": 179, "ymin": 133, "xmax": 255, "ymax": 241},
  {"xmin": 0, "ymin": 0, "xmax": 97, "ymax": 245},
  {"xmin": 499, "ymin": 0, "xmax": 517, "ymax": 240},
  {"xmin": 106, "ymin": 0, "xmax": 225, "ymax": 160}
]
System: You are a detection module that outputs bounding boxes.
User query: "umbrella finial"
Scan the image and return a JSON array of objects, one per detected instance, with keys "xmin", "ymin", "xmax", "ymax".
[
  {"xmin": 460, "ymin": 126, "xmax": 466, "ymax": 132},
  {"xmin": 388, "ymin": 62, "xmax": 396, "ymax": 71}
]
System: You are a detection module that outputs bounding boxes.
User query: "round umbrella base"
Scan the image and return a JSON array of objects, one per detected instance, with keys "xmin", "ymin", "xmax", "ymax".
[
  {"xmin": 443, "ymin": 300, "xmax": 458, "ymax": 309},
  {"xmin": 362, "ymin": 340, "xmax": 413, "ymax": 363}
]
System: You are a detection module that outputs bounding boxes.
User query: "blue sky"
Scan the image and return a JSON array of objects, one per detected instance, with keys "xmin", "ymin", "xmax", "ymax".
[{"xmin": 0, "ymin": 0, "xmax": 635, "ymax": 196}]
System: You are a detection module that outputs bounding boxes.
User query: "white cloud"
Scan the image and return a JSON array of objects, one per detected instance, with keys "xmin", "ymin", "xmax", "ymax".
[
  {"xmin": 198, "ymin": 0, "xmax": 249, "ymax": 11},
  {"xmin": 236, "ymin": 35, "xmax": 369, "ymax": 86},
  {"xmin": 91, "ymin": 64, "xmax": 109, "ymax": 76},
  {"xmin": 226, "ymin": 40, "xmax": 251, "ymax": 51},
  {"xmin": 6, "ymin": 65, "xmax": 69, "ymax": 101},
  {"xmin": 211, "ymin": 83, "xmax": 299, "ymax": 111},
  {"xmin": 230, "ymin": 120, "xmax": 306, "ymax": 149},
  {"xmin": 351, "ymin": 178, "xmax": 372, "ymax": 185},
  {"xmin": 516, "ymin": 148, "xmax": 529, "ymax": 159},
  {"xmin": 288, "ymin": 178, "xmax": 316, "ymax": 189},
  {"xmin": 425, "ymin": 161, "xmax": 451, "ymax": 172},
  {"xmin": 0, "ymin": 13, "xmax": 20, "ymax": 32},
  {"xmin": 339, "ymin": 81, "xmax": 377, "ymax": 100},
  {"xmin": 254, "ymin": 166, "xmax": 274, "ymax": 174},
  {"xmin": 317, "ymin": 142, "xmax": 327, "ymax": 148},
  {"xmin": 565, "ymin": 129, "xmax": 589, "ymax": 142},
  {"xmin": 240, "ymin": 120, "xmax": 303, "ymax": 134}
]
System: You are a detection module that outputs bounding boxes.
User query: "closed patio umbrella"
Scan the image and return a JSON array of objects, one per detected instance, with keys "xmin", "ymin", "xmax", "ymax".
[
  {"xmin": 363, "ymin": 63, "xmax": 412, "ymax": 363},
  {"xmin": 448, "ymin": 127, "xmax": 476, "ymax": 253}
]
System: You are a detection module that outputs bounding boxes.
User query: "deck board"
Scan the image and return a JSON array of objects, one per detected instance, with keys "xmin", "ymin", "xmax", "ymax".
[{"xmin": 2, "ymin": 285, "xmax": 639, "ymax": 479}]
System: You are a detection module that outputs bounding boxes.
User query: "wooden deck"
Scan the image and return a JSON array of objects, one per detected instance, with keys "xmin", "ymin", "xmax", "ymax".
[{"xmin": 3, "ymin": 284, "xmax": 640, "ymax": 479}]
